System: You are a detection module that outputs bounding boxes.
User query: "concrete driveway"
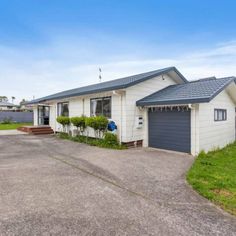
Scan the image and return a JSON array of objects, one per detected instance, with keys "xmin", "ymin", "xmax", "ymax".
[
  {"xmin": 0, "ymin": 135, "xmax": 236, "ymax": 235},
  {"xmin": 0, "ymin": 130, "xmax": 26, "ymax": 135}
]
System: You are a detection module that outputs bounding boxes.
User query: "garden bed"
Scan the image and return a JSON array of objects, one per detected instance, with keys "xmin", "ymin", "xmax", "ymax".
[{"xmin": 58, "ymin": 132, "xmax": 126, "ymax": 150}]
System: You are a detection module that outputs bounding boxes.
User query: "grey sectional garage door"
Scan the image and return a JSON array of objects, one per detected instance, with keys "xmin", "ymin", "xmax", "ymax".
[{"xmin": 148, "ymin": 108, "xmax": 191, "ymax": 153}]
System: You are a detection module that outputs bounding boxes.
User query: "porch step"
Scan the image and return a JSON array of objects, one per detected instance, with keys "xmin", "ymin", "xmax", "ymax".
[
  {"xmin": 17, "ymin": 126, "xmax": 54, "ymax": 135},
  {"xmin": 30, "ymin": 130, "xmax": 54, "ymax": 135}
]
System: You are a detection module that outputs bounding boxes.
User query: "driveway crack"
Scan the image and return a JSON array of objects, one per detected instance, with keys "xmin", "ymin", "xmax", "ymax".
[{"xmin": 47, "ymin": 153, "xmax": 213, "ymax": 208}]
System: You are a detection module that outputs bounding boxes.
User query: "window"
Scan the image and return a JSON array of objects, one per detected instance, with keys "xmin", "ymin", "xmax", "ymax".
[
  {"xmin": 90, "ymin": 97, "xmax": 111, "ymax": 118},
  {"xmin": 214, "ymin": 109, "xmax": 227, "ymax": 121},
  {"xmin": 57, "ymin": 102, "xmax": 69, "ymax": 117}
]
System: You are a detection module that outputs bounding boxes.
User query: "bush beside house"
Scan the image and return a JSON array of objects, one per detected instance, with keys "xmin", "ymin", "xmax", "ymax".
[
  {"xmin": 85, "ymin": 116, "xmax": 108, "ymax": 138},
  {"xmin": 56, "ymin": 116, "xmax": 70, "ymax": 132},
  {"xmin": 70, "ymin": 115, "xmax": 87, "ymax": 135},
  {"xmin": 57, "ymin": 115, "xmax": 124, "ymax": 150}
]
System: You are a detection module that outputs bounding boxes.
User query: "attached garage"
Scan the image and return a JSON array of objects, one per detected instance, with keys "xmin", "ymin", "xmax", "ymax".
[
  {"xmin": 137, "ymin": 76, "xmax": 236, "ymax": 155},
  {"xmin": 148, "ymin": 107, "xmax": 191, "ymax": 153}
]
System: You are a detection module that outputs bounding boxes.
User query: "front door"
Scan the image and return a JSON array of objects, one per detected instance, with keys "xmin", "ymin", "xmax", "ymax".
[{"xmin": 38, "ymin": 106, "xmax": 50, "ymax": 125}]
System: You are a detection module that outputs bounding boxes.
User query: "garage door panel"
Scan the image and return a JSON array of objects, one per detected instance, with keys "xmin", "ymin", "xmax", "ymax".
[
  {"xmin": 149, "ymin": 140, "xmax": 190, "ymax": 148},
  {"xmin": 149, "ymin": 133, "xmax": 190, "ymax": 141},
  {"xmin": 148, "ymin": 109, "xmax": 191, "ymax": 153},
  {"xmin": 149, "ymin": 136, "xmax": 190, "ymax": 142},
  {"xmin": 152, "ymin": 128, "xmax": 189, "ymax": 133},
  {"xmin": 149, "ymin": 142, "xmax": 188, "ymax": 150}
]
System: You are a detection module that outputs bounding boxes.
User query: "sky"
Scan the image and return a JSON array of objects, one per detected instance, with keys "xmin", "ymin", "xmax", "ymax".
[{"xmin": 0, "ymin": 0, "xmax": 236, "ymax": 103}]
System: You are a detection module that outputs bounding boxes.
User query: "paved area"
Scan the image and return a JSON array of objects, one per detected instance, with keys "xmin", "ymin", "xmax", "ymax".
[
  {"xmin": 0, "ymin": 130, "xmax": 26, "ymax": 135},
  {"xmin": 0, "ymin": 135, "xmax": 236, "ymax": 236}
]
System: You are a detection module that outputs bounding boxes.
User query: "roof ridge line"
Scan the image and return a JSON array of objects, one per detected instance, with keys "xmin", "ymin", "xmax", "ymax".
[
  {"xmin": 27, "ymin": 66, "xmax": 187, "ymax": 104},
  {"xmin": 188, "ymin": 76, "xmax": 235, "ymax": 84}
]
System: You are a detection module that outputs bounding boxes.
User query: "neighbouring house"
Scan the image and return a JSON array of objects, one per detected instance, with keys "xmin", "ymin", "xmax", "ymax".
[
  {"xmin": 19, "ymin": 103, "xmax": 33, "ymax": 112},
  {"xmin": 27, "ymin": 67, "xmax": 236, "ymax": 155},
  {"xmin": 0, "ymin": 101, "xmax": 18, "ymax": 111},
  {"xmin": 0, "ymin": 101, "xmax": 33, "ymax": 123}
]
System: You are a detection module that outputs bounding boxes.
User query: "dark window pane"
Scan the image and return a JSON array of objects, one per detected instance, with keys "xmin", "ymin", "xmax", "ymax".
[
  {"xmin": 62, "ymin": 103, "xmax": 69, "ymax": 116},
  {"xmin": 103, "ymin": 98, "xmax": 111, "ymax": 118},
  {"xmin": 90, "ymin": 97, "xmax": 111, "ymax": 118},
  {"xmin": 58, "ymin": 102, "xmax": 69, "ymax": 117},
  {"xmin": 214, "ymin": 109, "xmax": 227, "ymax": 121},
  {"xmin": 96, "ymin": 100, "xmax": 103, "ymax": 116}
]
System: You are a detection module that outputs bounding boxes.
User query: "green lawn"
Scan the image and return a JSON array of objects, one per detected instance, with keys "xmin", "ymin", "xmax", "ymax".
[
  {"xmin": 187, "ymin": 143, "xmax": 236, "ymax": 216},
  {"xmin": 0, "ymin": 123, "xmax": 32, "ymax": 130}
]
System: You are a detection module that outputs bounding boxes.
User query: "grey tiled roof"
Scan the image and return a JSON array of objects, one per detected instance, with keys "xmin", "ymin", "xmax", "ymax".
[
  {"xmin": 136, "ymin": 77, "xmax": 236, "ymax": 106},
  {"xmin": 27, "ymin": 67, "xmax": 186, "ymax": 104},
  {"xmin": 0, "ymin": 101, "xmax": 15, "ymax": 107}
]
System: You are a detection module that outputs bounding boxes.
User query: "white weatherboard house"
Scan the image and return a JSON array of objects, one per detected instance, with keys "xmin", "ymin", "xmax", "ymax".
[
  {"xmin": 0, "ymin": 101, "xmax": 18, "ymax": 111},
  {"xmin": 28, "ymin": 67, "xmax": 236, "ymax": 155}
]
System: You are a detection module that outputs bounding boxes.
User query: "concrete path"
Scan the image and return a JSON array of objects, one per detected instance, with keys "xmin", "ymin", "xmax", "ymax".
[
  {"xmin": 0, "ymin": 130, "xmax": 27, "ymax": 135},
  {"xmin": 0, "ymin": 135, "xmax": 235, "ymax": 235}
]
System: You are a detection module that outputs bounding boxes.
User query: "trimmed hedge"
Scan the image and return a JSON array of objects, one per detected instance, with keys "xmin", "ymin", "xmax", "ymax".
[
  {"xmin": 56, "ymin": 116, "xmax": 71, "ymax": 132},
  {"xmin": 57, "ymin": 115, "xmax": 120, "ymax": 150},
  {"xmin": 70, "ymin": 115, "xmax": 87, "ymax": 134},
  {"xmin": 56, "ymin": 116, "xmax": 70, "ymax": 126},
  {"xmin": 85, "ymin": 116, "xmax": 108, "ymax": 137}
]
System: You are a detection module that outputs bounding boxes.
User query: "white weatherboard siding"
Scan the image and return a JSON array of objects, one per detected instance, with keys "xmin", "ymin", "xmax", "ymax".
[
  {"xmin": 191, "ymin": 104, "xmax": 199, "ymax": 156},
  {"xmin": 33, "ymin": 106, "xmax": 38, "ymax": 126},
  {"xmin": 47, "ymin": 74, "xmax": 177, "ymax": 144},
  {"xmin": 198, "ymin": 90, "xmax": 235, "ymax": 152},
  {"xmin": 49, "ymin": 104, "xmax": 56, "ymax": 131},
  {"xmin": 80, "ymin": 92, "xmax": 123, "ymax": 139},
  {"xmin": 124, "ymin": 74, "xmax": 177, "ymax": 144},
  {"xmin": 48, "ymin": 91, "xmax": 124, "ymax": 139}
]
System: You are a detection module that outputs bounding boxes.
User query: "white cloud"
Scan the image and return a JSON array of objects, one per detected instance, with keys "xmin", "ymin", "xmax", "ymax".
[{"xmin": 0, "ymin": 40, "xmax": 236, "ymax": 103}]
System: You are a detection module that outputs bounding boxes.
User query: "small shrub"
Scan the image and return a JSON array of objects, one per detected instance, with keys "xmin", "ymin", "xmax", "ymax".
[
  {"xmin": 104, "ymin": 132, "xmax": 119, "ymax": 146},
  {"xmin": 85, "ymin": 116, "xmax": 94, "ymax": 127},
  {"xmin": 86, "ymin": 116, "xmax": 108, "ymax": 137},
  {"xmin": 1, "ymin": 117, "xmax": 12, "ymax": 124},
  {"xmin": 71, "ymin": 115, "xmax": 87, "ymax": 135},
  {"xmin": 198, "ymin": 150, "xmax": 207, "ymax": 159},
  {"xmin": 59, "ymin": 132, "xmax": 70, "ymax": 139},
  {"xmin": 96, "ymin": 116, "xmax": 109, "ymax": 136},
  {"xmin": 56, "ymin": 116, "xmax": 70, "ymax": 132}
]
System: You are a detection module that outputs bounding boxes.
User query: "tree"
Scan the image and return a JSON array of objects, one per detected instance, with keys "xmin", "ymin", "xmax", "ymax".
[
  {"xmin": 11, "ymin": 96, "xmax": 16, "ymax": 103},
  {"xmin": 0, "ymin": 96, "xmax": 8, "ymax": 102},
  {"xmin": 20, "ymin": 99, "xmax": 26, "ymax": 106}
]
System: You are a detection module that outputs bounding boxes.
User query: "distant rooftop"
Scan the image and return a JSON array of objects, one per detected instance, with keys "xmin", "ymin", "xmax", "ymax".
[{"xmin": 0, "ymin": 101, "xmax": 16, "ymax": 107}]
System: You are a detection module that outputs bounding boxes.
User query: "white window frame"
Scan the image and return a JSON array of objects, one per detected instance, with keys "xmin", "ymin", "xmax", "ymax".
[
  {"xmin": 57, "ymin": 102, "xmax": 69, "ymax": 117},
  {"xmin": 214, "ymin": 109, "xmax": 227, "ymax": 121},
  {"xmin": 90, "ymin": 96, "xmax": 111, "ymax": 118}
]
